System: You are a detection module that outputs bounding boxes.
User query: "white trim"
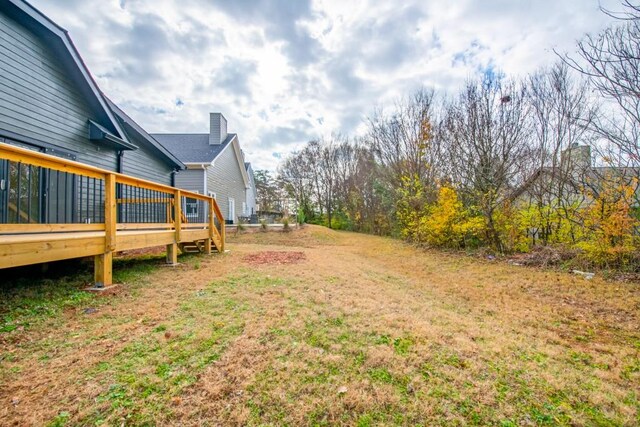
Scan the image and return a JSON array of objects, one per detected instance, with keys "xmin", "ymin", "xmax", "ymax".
[
  {"xmin": 184, "ymin": 191, "xmax": 200, "ymax": 218},
  {"xmin": 228, "ymin": 197, "xmax": 235, "ymax": 222}
]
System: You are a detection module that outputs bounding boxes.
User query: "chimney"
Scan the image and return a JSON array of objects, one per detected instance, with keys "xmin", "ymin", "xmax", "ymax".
[
  {"xmin": 209, "ymin": 113, "xmax": 227, "ymax": 145},
  {"xmin": 561, "ymin": 143, "xmax": 591, "ymax": 170}
]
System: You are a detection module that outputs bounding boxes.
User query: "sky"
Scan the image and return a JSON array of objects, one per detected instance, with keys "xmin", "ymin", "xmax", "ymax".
[{"xmin": 30, "ymin": 0, "xmax": 620, "ymax": 171}]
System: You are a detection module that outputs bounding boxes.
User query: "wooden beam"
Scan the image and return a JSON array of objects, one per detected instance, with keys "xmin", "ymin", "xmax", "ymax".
[
  {"xmin": 0, "ymin": 235, "xmax": 104, "ymax": 269},
  {"xmin": 166, "ymin": 243, "xmax": 178, "ymax": 264},
  {"xmin": 0, "ymin": 223, "xmax": 105, "ymax": 233},
  {"xmin": 204, "ymin": 238, "xmax": 212, "ymax": 255},
  {"xmin": 116, "ymin": 223, "xmax": 174, "ymax": 231},
  {"xmin": 94, "ymin": 252, "xmax": 113, "ymax": 287},
  {"xmin": 115, "ymin": 230, "xmax": 175, "ymax": 251}
]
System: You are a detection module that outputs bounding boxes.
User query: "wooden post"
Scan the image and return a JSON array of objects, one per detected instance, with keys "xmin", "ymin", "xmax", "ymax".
[
  {"xmin": 166, "ymin": 243, "xmax": 178, "ymax": 264},
  {"xmin": 95, "ymin": 173, "xmax": 116, "ymax": 287},
  {"xmin": 174, "ymin": 189, "xmax": 182, "ymax": 243},
  {"xmin": 94, "ymin": 251, "xmax": 112, "ymax": 287},
  {"xmin": 208, "ymin": 199, "xmax": 215, "ymax": 241},
  {"xmin": 204, "ymin": 238, "xmax": 212, "ymax": 255},
  {"xmin": 105, "ymin": 174, "xmax": 117, "ymax": 251},
  {"xmin": 219, "ymin": 204, "xmax": 225, "ymax": 253}
]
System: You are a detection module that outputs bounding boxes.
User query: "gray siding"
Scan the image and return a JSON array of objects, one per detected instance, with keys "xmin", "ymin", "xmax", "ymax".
[
  {"xmin": 0, "ymin": 10, "xmax": 117, "ymax": 170},
  {"xmin": 121, "ymin": 136, "xmax": 173, "ymax": 185},
  {"xmin": 175, "ymin": 168, "xmax": 205, "ymax": 194},
  {"xmin": 207, "ymin": 143, "xmax": 246, "ymax": 223}
]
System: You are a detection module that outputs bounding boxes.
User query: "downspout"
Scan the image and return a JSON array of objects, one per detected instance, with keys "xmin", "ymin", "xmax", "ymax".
[
  {"xmin": 116, "ymin": 150, "xmax": 124, "ymax": 174},
  {"xmin": 171, "ymin": 169, "xmax": 177, "ymax": 187}
]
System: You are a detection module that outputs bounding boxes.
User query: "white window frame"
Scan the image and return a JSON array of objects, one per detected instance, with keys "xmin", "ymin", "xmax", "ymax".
[{"xmin": 184, "ymin": 190, "xmax": 199, "ymax": 219}]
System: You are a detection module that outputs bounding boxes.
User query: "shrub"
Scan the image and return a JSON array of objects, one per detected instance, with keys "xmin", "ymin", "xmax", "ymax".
[{"xmin": 297, "ymin": 208, "xmax": 306, "ymax": 225}]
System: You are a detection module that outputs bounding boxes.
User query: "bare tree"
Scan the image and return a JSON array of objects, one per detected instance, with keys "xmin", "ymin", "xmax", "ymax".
[
  {"xmin": 443, "ymin": 75, "xmax": 531, "ymax": 249},
  {"xmin": 561, "ymin": 1, "xmax": 640, "ymax": 183},
  {"xmin": 523, "ymin": 62, "xmax": 597, "ymax": 243},
  {"xmin": 368, "ymin": 88, "xmax": 443, "ymax": 194}
]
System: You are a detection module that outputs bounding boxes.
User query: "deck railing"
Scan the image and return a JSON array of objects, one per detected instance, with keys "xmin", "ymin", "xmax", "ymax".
[{"xmin": 0, "ymin": 141, "xmax": 225, "ymax": 286}]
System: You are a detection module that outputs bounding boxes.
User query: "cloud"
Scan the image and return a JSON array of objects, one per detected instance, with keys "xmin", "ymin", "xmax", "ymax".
[
  {"xmin": 215, "ymin": 58, "xmax": 258, "ymax": 99},
  {"xmin": 29, "ymin": 0, "xmax": 620, "ymax": 170}
]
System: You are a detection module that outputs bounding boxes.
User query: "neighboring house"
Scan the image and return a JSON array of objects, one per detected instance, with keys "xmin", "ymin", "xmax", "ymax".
[
  {"xmin": 511, "ymin": 145, "xmax": 640, "ymax": 206},
  {"xmin": 0, "ymin": 0, "xmax": 184, "ymax": 224},
  {"xmin": 153, "ymin": 113, "xmax": 251, "ymax": 224},
  {"xmin": 509, "ymin": 144, "xmax": 640, "ymax": 242},
  {"xmin": 245, "ymin": 162, "xmax": 257, "ymax": 217}
]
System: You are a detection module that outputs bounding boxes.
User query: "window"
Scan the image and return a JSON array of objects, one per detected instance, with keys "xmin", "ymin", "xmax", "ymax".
[
  {"xmin": 185, "ymin": 198, "xmax": 198, "ymax": 217},
  {"xmin": 185, "ymin": 190, "xmax": 199, "ymax": 219}
]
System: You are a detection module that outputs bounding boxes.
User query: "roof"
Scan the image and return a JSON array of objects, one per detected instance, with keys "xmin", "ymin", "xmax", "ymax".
[
  {"xmin": 509, "ymin": 166, "xmax": 640, "ymax": 202},
  {"xmin": 104, "ymin": 98, "xmax": 185, "ymax": 169},
  {"xmin": 150, "ymin": 133, "xmax": 236, "ymax": 164},
  {"xmin": 1, "ymin": 0, "xmax": 129, "ymax": 145}
]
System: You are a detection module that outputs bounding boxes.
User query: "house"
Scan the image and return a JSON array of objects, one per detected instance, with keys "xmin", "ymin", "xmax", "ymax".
[
  {"xmin": 509, "ymin": 144, "xmax": 640, "ymax": 242},
  {"xmin": 0, "ymin": 0, "xmax": 224, "ymax": 287},
  {"xmin": 0, "ymin": 0, "xmax": 186, "ymax": 224},
  {"xmin": 511, "ymin": 144, "xmax": 640, "ymax": 205},
  {"xmin": 152, "ymin": 113, "xmax": 252, "ymax": 224}
]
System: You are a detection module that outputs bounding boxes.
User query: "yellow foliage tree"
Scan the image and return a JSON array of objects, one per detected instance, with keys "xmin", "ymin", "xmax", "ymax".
[
  {"xmin": 417, "ymin": 186, "xmax": 484, "ymax": 248},
  {"xmin": 577, "ymin": 179, "xmax": 639, "ymax": 267}
]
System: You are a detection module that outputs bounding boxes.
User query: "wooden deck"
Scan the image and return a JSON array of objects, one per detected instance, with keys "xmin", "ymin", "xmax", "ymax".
[{"xmin": 0, "ymin": 142, "xmax": 225, "ymax": 287}]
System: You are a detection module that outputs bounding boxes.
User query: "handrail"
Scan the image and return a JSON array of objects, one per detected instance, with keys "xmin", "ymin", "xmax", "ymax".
[{"xmin": 0, "ymin": 142, "xmax": 206, "ymax": 201}]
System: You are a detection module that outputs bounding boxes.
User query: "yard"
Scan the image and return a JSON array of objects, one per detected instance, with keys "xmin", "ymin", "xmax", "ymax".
[{"xmin": 1, "ymin": 225, "xmax": 639, "ymax": 426}]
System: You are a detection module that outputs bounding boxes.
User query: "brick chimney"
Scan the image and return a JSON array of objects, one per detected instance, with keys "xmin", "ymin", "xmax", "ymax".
[
  {"xmin": 561, "ymin": 143, "xmax": 591, "ymax": 169},
  {"xmin": 209, "ymin": 113, "xmax": 227, "ymax": 145}
]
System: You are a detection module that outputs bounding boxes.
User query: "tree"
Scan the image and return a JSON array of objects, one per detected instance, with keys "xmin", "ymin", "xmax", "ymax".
[
  {"xmin": 254, "ymin": 170, "xmax": 281, "ymax": 213},
  {"xmin": 562, "ymin": 1, "xmax": 640, "ymax": 203},
  {"xmin": 524, "ymin": 62, "xmax": 596, "ymax": 244},
  {"xmin": 443, "ymin": 75, "xmax": 530, "ymax": 250}
]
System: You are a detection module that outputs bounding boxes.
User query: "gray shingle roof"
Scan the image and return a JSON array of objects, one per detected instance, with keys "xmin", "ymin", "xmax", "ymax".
[
  {"xmin": 151, "ymin": 133, "xmax": 236, "ymax": 163},
  {"xmin": 104, "ymin": 97, "xmax": 184, "ymax": 169}
]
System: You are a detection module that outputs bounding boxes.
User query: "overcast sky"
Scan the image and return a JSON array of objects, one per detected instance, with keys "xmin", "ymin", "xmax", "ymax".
[{"xmin": 31, "ymin": 0, "xmax": 618, "ymax": 171}]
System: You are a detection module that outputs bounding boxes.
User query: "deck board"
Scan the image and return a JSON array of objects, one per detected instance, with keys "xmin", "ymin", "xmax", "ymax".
[{"xmin": 0, "ymin": 227, "xmax": 213, "ymax": 269}]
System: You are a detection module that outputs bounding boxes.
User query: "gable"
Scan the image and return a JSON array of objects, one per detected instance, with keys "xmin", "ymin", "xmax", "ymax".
[{"xmin": 0, "ymin": 0, "xmax": 128, "ymax": 154}]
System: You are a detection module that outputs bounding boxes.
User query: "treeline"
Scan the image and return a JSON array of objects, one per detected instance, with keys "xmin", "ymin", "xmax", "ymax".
[{"xmin": 275, "ymin": 2, "xmax": 640, "ymax": 269}]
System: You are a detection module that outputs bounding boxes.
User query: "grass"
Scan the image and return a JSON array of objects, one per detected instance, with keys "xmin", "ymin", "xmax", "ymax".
[{"xmin": 0, "ymin": 226, "xmax": 639, "ymax": 425}]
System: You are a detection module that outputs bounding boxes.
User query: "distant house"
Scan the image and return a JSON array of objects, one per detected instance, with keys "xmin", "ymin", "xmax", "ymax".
[
  {"xmin": 153, "ymin": 113, "xmax": 253, "ymax": 224},
  {"xmin": 245, "ymin": 162, "xmax": 258, "ymax": 217},
  {"xmin": 510, "ymin": 144, "xmax": 640, "ymax": 206},
  {"xmin": 0, "ymin": 0, "xmax": 184, "ymax": 224},
  {"xmin": 509, "ymin": 144, "xmax": 640, "ymax": 243}
]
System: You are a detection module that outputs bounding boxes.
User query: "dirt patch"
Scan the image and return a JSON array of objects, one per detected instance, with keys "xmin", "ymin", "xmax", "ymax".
[{"xmin": 243, "ymin": 251, "xmax": 306, "ymax": 265}]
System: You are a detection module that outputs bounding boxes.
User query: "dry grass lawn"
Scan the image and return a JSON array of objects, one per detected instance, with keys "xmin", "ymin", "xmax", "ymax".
[{"xmin": 0, "ymin": 225, "xmax": 639, "ymax": 426}]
